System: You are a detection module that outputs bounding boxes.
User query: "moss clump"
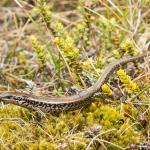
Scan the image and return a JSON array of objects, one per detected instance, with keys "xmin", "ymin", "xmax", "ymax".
[
  {"xmin": 35, "ymin": 0, "xmax": 52, "ymax": 26},
  {"xmin": 0, "ymin": 102, "xmax": 147, "ymax": 149},
  {"xmin": 120, "ymin": 39, "xmax": 140, "ymax": 56},
  {"xmin": 30, "ymin": 35, "xmax": 48, "ymax": 66},
  {"xmin": 55, "ymin": 37, "xmax": 80, "ymax": 62},
  {"xmin": 102, "ymin": 84, "xmax": 113, "ymax": 96},
  {"xmin": 50, "ymin": 21, "xmax": 68, "ymax": 38},
  {"xmin": 117, "ymin": 69, "xmax": 138, "ymax": 92}
]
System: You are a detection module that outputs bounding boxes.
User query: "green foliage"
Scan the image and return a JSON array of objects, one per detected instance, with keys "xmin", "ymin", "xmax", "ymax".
[
  {"xmin": 71, "ymin": 22, "xmax": 87, "ymax": 43},
  {"xmin": 117, "ymin": 69, "xmax": 138, "ymax": 92},
  {"xmin": 30, "ymin": 35, "xmax": 48, "ymax": 66},
  {"xmin": 18, "ymin": 51, "xmax": 27, "ymax": 65},
  {"xmin": 120, "ymin": 39, "xmax": 140, "ymax": 55},
  {"xmin": 55, "ymin": 37, "xmax": 80, "ymax": 62},
  {"xmin": 0, "ymin": 103, "xmax": 145, "ymax": 149},
  {"xmin": 97, "ymin": 17, "xmax": 118, "ymax": 49},
  {"xmin": 50, "ymin": 21, "xmax": 68, "ymax": 38},
  {"xmin": 112, "ymin": 49, "xmax": 121, "ymax": 58},
  {"xmin": 102, "ymin": 84, "xmax": 113, "ymax": 96},
  {"xmin": 82, "ymin": 58, "xmax": 93, "ymax": 74},
  {"xmin": 35, "ymin": 0, "xmax": 51, "ymax": 26},
  {"xmin": 98, "ymin": 105, "xmax": 123, "ymax": 129}
]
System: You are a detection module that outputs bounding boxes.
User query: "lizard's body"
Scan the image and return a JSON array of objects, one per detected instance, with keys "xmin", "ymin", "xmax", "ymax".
[{"xmin": 0, "ymin": 53, "xmax": 149, "ymax": 114}]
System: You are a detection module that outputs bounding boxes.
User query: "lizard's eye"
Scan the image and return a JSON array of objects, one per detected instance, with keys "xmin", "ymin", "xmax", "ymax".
[{"xmin": 4, "ymin": 95, "xmax": 13, "ymax": 99}]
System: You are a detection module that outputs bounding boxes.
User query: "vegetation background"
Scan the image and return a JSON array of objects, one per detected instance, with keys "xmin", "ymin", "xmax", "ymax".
[{"xmin": 0, "ymin": 0, "xmax": 150, "ymax": 149}]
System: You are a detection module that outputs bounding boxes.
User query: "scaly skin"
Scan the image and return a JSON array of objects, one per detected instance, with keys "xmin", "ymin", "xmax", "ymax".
[{"xmin": 0, "ymin": 53, "xmax": 149, "ymax": 114}]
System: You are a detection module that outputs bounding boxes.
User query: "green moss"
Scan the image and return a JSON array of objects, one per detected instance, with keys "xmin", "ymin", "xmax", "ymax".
[
  {"xmin": 35, "ymin": 0, "xmax": 51, "ymax": 26},
  {"xmin": 30, "ymin": 35, "xmax": 48, "ymax": 66},
  {"xmin": 0, "ymin": 102, "xmax": 148, "ymax": 149},
  {"xmin": 55, "ymin": 37, "xmax": 80, "ymax": 62},
  {"xmin": 30, "ymin": 141, "xmax": 58, "ymax": 150},
  {"xmin": 50, "ymin": 21, "xmax": 68, "ymax": 38}
]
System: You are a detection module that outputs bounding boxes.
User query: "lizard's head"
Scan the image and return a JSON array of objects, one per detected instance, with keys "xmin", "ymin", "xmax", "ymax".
[{"xmin": 0, "ymin": 93, "xmax": 14, "ymax": 101}]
